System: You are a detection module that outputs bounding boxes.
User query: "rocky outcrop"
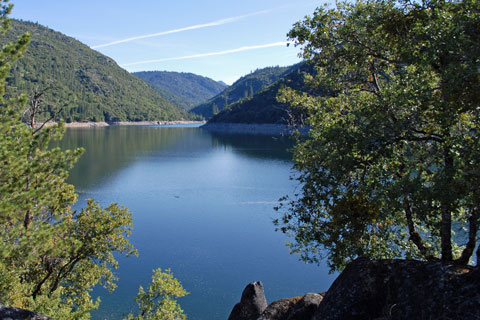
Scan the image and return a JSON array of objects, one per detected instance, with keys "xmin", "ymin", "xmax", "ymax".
[
  {"xmin": 228, "ymin": 281, "xmax": 268, "ymax": 320},
  {"xmin": 0, "ymin": 305, "xmax": 53, "ymax": 320},
  {"xmin": 228, "ymin": 282, "xmax": 323, "ymax": 320},
  {"xmin": 258, "ymin": 293, "xmax": 324, "ymax": 320},
  {"xmin": 287, "ymin": 293, "xmax": 325, "ymax": 320},
  {"xmin": 228, "ymin": 258, "xmax": 480, "ymax": 320},
  {"xmin": 314, "ymin": 257, "xmax": 480, "ymax": 320},
  {"xmin": 257, "ymin": 297, "xmax": 302, "ymax": 320}
]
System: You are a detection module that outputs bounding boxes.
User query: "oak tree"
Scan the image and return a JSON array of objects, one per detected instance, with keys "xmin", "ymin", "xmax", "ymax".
[{"xmin": 276, "ymin": 0, "xmax": 480, "ymax": 271}]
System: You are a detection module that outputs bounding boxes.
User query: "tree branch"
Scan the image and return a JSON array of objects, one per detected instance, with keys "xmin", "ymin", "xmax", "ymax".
[
  {"xmin": 455, "ymin": 206, "xmax": 477, "ymax": 265},
  {"xmin": 403, "ymin": 196, "xmax": 438, "ymax": 261},
  {"xmin": 48, "ymin": 254, "xmax": 83, "ymax": 295}
]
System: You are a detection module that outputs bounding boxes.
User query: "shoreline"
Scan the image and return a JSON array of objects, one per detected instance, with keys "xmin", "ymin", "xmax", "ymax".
[
  {"xmin": 201, "ymin": 122, "xmax": 309, "ymax": 135},
  {"xmin": 63, "ymin": 120, "xmax": 205, "ymax": 128}
]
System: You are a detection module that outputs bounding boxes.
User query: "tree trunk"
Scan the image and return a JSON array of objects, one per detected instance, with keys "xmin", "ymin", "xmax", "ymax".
[
  {"xmin": 403, "ymin": 197, "xmax": 432, "ymax": 259},
  {"xmin": 441, "ymin": 147, "xmax": 453, "ymax": 262}
]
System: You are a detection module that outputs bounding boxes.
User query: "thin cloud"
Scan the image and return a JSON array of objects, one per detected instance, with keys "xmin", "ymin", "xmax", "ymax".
[
  {"xmin": 121, "ymin": 41, "xmax": 293, "ymax": 67},
  {"xmin": 92, "ymin": 9, "xmax": 272, "ymax": 49}
]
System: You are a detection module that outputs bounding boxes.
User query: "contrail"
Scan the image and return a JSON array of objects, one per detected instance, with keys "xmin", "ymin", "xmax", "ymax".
[
  {"xmin": 92, "ymin": 9, "xmax": 272, "ymax": 49},
  {"xmin": 121, "ymin": 41, "xmax": 293, "ymax": 67}
]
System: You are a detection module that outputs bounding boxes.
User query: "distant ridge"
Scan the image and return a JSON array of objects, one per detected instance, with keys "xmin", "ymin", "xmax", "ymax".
[
  {"xmin": 206, "ymin": 62, "xmax": 314, "ymax": 125},
  {"xmin": 2, "ymin": 19, "xmax": 192, "ymax": 122},
  {"xmin": 133, "ymin": 71, "xmax": 227, "ymax": 111},
  {"xmin": 190, "ymin": 65, "xmax": 294, "ymax": 119}
]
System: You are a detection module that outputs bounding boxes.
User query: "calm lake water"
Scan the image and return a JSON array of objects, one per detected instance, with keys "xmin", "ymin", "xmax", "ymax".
[{"xmin": 60, "ymin": 125, "xmax": 335, "ymax": 320}]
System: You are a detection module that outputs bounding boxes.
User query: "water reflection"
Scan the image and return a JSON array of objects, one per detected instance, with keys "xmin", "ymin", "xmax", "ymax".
[
  {"xmin": 208, "ymin": 132, "xmax": 295, "ymax": 161},
  {"xmin": 61, "ymin": 126, "xmax": 295, "ymax": 190}
]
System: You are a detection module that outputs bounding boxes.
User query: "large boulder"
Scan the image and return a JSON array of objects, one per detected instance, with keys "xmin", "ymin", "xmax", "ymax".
[
  {"xmin": 227, "ymin": 282, "xmax": 324, "ymax": 320},
  {"xmin": 314, "ymin": 257, "xmax": 480, "ymax": 320},
  {"xmin": 228, "ymin": 258, "xmax": 480, "ymax": 320},
  {"xmin": 0, "ymin": 305, "xmax": 53, "ymax": 320},
  {"xmin": 286, "ymin": 293, "xmax": 324, "ymax": 320},
  {"xmin": 228, "ymin": 281, "xmax": 268, "ymax": 320},
  {"xmin": 257, "ymin": 297, "xmax": 301, "ymax": 320},
  {"xmin": 258, "ymin": 293, "xmax": 324, "ymax": 320}
]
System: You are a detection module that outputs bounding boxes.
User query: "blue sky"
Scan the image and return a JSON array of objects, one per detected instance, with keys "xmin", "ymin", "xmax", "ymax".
[{"xmin": 11, "ymin": 0, "xmax": 321, "ymax": 84}]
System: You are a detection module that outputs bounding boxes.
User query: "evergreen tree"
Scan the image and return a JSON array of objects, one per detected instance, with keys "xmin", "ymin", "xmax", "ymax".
[{"xmin": 0, "ymin": 3, "xmax": 187, "ymax": 319}]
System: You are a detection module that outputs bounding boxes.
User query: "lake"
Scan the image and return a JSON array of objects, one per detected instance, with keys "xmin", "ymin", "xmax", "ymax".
[{"xmin": 60, "ymin": 125, "xmax": 335, "ymax": 320}]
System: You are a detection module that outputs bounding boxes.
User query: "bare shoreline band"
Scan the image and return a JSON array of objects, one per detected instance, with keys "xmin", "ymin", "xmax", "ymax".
[{"xmin": 62, "ymin": 121, "xmax": 206, "ymax": 128}]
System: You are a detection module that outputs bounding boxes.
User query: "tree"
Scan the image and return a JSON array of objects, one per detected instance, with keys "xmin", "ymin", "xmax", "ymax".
[
  {"xmin": 212, "ymin": 103, "xmax": 219, "ymax": 116},
  {"xmin": 0, "ymin": 7, "xmax": 136, "ymax": 319},
  {"xmin": 125, "ymin": 268, "xmax": 188, "ymax": 320},
  {"xmin": 275, "ymin": 0, "xmax": 480, "ymax": 271},
  {"xmin": 0, "ymin": 3, "xmax": 189, "ymax": 319},
  {"xmin": 0, "ymin": 3, "xmax": 188, "ymax": 320}
]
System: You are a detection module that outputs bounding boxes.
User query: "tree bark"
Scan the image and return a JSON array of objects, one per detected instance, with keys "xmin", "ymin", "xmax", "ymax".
[{"xmin": 441, "ymin": 147, "xmax": 453, "ymax": 262}]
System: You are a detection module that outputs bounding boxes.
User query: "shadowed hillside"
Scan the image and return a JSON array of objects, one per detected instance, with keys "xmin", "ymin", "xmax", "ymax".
[
  {"xmin": 191, "ymin": 66, "xmax": 294, "ymax": 119},
  {"xmin": 207, "ymin": 62, "xmax": 315, "ymax": 124}
]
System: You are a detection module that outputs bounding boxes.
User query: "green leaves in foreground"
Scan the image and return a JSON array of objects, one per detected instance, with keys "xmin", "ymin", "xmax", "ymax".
[
  {"xmin": 276, "ymin": 0, "xmax": 480, "ymax": 271},
  {"xmin": 0, "ymin": 12, "xmax": 136, "ymax": 312},
  {"xmin": 125, "ymin": 268, "xmax": 189, "ymax": 320}
]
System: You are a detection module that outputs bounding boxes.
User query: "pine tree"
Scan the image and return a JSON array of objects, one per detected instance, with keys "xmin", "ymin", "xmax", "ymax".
[
  {"xmin": 212, "ymin": 102, "xmax": 219, "ymax": 115},
  {"xmin": 0, "ymin": 2, "xmax": 136, "ymax": 318}
]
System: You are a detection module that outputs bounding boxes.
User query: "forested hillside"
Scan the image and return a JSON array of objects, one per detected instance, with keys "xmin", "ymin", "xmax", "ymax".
[
  {"xmin": 133, "ymin": 71, "xmax": 227, "ymax": 111},
  {"xmin": 2, "ymin": 20, "xmax": 192, "ymax": 122},
  {"xmin": 208, "ymin": 62, "xmax": 314, "ymax": 124},
  {"xmin": 190, "ymin": 65, "xmax": 293, "ymax": 119}
]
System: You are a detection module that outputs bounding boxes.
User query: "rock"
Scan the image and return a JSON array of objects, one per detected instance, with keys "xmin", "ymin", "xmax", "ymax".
[
  {"xmin": 287, "ymin": 293, "xmax": 324, "ymax": 320},
  {"xmin": 228, "ymin": 281, "xmax": 268, "ymax": 320},
  {"xmin": 257, "ymin": 293, "xmax": 324, "ymax": 320},
  {"xmin": 0, "ymin": 305, "xmax": 54, "ymax": 320},
  {"xmin": 314, "ymin": 257, "xmax": 480, "ymax": 320},
  {"xmin": 257, "ymin": 297, "xmax": 301, "ymax": 320}
]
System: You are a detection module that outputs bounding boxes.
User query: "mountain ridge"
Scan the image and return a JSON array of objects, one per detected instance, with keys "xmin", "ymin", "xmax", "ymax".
[
  {"xmin": 133, "ymin": 70, "xmax": 227, "ymax": 111},
  {"xmin": 206, "ymin": 62, "xmax": 313, "ymax": 125},
  {"xmin": 3, "ymin": 19, "xmax": 192, "ymax": 122},
  {"xmin": 190, "ymin": 65, "xmax": 295, "ymax": 119}
]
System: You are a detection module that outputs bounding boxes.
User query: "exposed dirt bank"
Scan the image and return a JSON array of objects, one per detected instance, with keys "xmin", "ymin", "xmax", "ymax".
[{"xmin": 62, "ymin": 121, "xmax": 205, "ymax": 128}]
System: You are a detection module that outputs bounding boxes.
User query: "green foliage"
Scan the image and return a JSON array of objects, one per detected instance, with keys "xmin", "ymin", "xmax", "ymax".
[
  {"xmin": 0, "ymin": 8, "xmax": 190, "ymax": 318},
  {"xmin": 208, "ymin": 62, "xmax": 314, "ymax": 125},
  {"xmin": 275, "ymin": 0, "xmax": 480, "ymax": 271},
  {"xmin": 133, "ymin": 71, "xmax": 227, "ymax": 112},
  {"xmin": 212, "ymin": 103, "xmax": 219, "ymax": 116},
  {"xmin": 191, "ymin": 66, "xmax": 292, "ymax": 119},
  {"xmin": 0, "ymin": 5, "xmax": 146, "ymax": 319},
  {"xmin": 0, "ymin": 91, "xmax": 137, "ymax": 318},
  {"xmin": 125, "ymin": 268, "xmax": 188, "ymax": 320},
  {"xmin": 1, "ymin": 19, "xmax": 193, "ymax": 123},
  {"xmin": 0, "ymin": 3, "xmax": 190, "ymax": 319}
]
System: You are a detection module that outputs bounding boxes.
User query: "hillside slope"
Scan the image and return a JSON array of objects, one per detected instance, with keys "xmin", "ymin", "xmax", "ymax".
[
  {"xmin": 3, "ymin": 20, "xmax": 191, "ymax": 122},
  {"xmin": 207, "ymin": 62, "xmax": 314, "ymax": 124},
  {"xmin": 133, "ymin": 71, "xmax": 227, "ymax": 111},
  {"xmin": 190, "ymin": 66, "xmax": 294, "ymax": 119}
]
